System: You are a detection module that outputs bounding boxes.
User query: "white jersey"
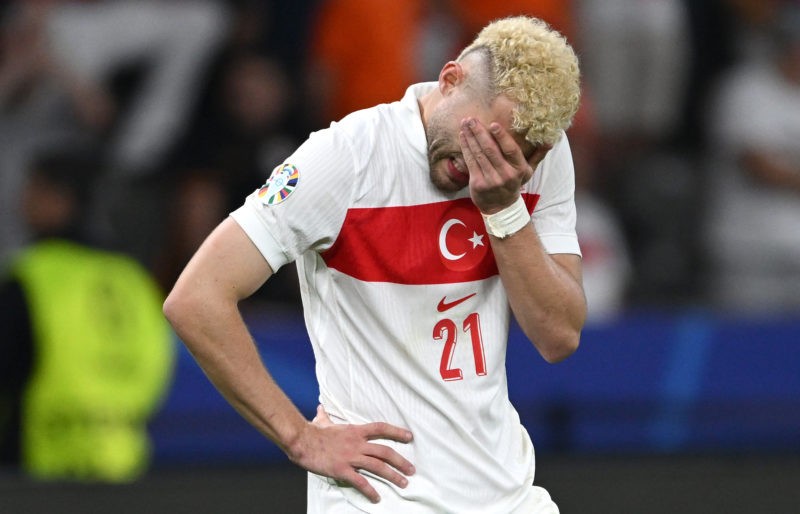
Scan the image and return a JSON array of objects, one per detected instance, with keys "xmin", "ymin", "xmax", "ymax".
[{"xmin": 232, "ymin": 83, "xmax": 580, "ymax": 513}]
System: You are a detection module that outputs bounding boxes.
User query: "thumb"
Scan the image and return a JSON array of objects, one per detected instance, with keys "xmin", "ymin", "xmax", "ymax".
[{"xmin": 312, "ymin": 404, "xmax": 332, "ymax": 427}]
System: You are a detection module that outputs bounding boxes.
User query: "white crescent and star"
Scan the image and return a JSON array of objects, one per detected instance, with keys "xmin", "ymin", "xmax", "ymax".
[
  {"xmin": 468, "ymin": 231, "xmax": 485, "ymax": 248},
  {"xmin": 439, "ymin": 218, "xmax": 485, "ymax": 261}
]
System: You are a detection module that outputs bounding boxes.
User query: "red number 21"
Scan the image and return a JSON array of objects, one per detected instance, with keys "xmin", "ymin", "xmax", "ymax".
[{"xmin": 433, "ymin": 313, "xmax": 486, "ymax": 381}]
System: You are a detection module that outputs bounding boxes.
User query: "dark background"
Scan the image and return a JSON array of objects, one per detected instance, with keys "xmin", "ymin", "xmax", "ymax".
[{"xmin": 5, "ymin": 307, "xmax": 798, "ymax": 513}]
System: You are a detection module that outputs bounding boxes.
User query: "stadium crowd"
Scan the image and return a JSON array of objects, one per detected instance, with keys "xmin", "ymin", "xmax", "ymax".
[{"xmin": 2, "ymin": 0, "xmax": 799, "ymax": 318}]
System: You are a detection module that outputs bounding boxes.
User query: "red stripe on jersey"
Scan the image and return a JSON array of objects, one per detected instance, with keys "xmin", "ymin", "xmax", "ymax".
[{"xmin": 321, "ymin": 194, "xmax": 540, "ymax": 284}]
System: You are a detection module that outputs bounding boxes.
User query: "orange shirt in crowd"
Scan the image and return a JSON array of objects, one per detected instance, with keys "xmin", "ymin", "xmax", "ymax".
[
  {"xmin": 309, "ymin": 0, "xmax": 426, "ymax": 122},
  {"xmin": 452, "ymin": 0, "xmax": 576, "ymax": 42},
  {"xmin": 308, "ymin": 0, "xmax": 576, "ymax": 124}
]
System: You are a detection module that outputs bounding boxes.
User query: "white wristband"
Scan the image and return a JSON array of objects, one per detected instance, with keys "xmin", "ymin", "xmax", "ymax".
[{"xmin": 481, "ymin": 196, "xmax": 530, "ymax": 239}]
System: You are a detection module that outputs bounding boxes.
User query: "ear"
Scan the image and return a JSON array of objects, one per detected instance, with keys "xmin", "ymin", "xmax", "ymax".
[{"xmin": 438, "ymin": 61, "xmax": 464, "ymax": 97}]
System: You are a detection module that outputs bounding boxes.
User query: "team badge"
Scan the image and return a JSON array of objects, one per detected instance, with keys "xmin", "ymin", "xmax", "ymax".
[
  {"xmin": 257, "ymin": 163, "xmax": 299, "ymax": 205},
  {"xmin": 437, "ymin": 203, "xmax": 489, "ymax": 272}
]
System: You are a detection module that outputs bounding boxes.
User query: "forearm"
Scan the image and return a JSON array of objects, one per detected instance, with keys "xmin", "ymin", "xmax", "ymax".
[
  {"xmin": 164, "ymin": 293, "xmax": 308, "ymax": 455},
  {"xmin": 162, "ymin": 219, "xmax": 415, "ymax": 502},
  {"xmin": 167, "ymin": 293, "xmax": 417, "ymax": 501},
  {"xmin": 163, "ymin": 217, "xmax": 310, "ymax": 457},
  {"xmin": 490, "ymin": 225, "xmax": 586, "ymax": 363}
]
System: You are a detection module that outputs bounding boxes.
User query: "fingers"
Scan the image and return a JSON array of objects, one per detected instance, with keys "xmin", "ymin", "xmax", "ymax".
[
  {"xmin": 364, "ymin": 439, "xmax": 416, "ymax": 477},
  {"xmin": 459, "ymin": 129, "xmax": 479, "ymax": 175},
  {"xmin": 305, "ymin": 407, "xmax": 415, "ymax": 503},
  {"xmin": 460, "ymin": 118, "xmax": 525, "ymax": 172},
  {"xmin": 364, "ymin": 421, "xmax": 413, "ymax": 443},
  {"xmin": 333, "ymin": 435, "xmax": 415, "ymax": 504},
  {"xmin": 356, "ymin": 455, "xmax": 410, "ymax": 492},
  {"xmin": 488, "ymin": 122, "xmax": 529, "ymax": 167},
  {"xmin": 344, "ymin": 444, "xmax": 413, "ymax": 502},
  {"xmin": 361, "ymin": 421, "xmax": 416, "ymax": 478},
  {"xmin": 460, "ymin": 117, "xmax": 536, "ymax": 212},
  {"xmin": 346, "ymin": 424, "xmax": 416, "ymax": 503},
  {"xmin": 460, "ymin": 119, "xmax": 502, "ymax": 182},
  {"xmin": 342, "ymin": 468, "xmax": 382, "ymax": 503}
]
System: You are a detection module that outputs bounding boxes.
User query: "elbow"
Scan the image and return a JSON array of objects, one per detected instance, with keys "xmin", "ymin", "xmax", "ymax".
[
  {"xmin": 522, "ymin": 312, "xmax": 583, "ymax": 364},
  {"xmin": 162, "ymin": 284, "xmax": 194, "ymax": 332},
  {"xmin": 539, "ymin": 302, "xmax": 586, "ymax": 364},
  {"xmin": 539, "ymin": 330, "xmax": 581, "ymax": 364},
  {"xmin": 162, "ymin": 291, "xmax": 178, "ymax": 326},
  {"xmin": 162, "ymin": 291, "xmax": 181, "ymax": 330}
]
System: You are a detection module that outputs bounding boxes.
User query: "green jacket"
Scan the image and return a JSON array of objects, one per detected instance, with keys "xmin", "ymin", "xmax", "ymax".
[{"xmin": 10, "ymin": 240, "xmax": 174, "ymax": 482}]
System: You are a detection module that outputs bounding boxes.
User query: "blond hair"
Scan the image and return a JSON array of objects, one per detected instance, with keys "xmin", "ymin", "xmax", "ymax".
[{"xmin": 457, "ymin": 16, "xmax": 581, "ymax": 146}]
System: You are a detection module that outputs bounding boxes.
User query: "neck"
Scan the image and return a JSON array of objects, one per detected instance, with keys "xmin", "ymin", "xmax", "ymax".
[{"xmin": 417, "ymin": 89, "xmax": 440, "ymax": 132}]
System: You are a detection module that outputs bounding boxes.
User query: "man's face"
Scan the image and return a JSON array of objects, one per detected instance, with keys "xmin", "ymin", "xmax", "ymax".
[{"xmin": 426, "ymin": 91, "xmax": 527, "ymax": 193}]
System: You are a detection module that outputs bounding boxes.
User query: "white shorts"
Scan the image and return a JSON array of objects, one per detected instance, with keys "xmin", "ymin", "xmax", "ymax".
[{"xmin": 306, "ymin": 472, "xmax": 559, "ymax": 514}]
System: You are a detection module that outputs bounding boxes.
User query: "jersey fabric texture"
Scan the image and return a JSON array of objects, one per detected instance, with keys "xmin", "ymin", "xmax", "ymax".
[{"xmin": 231, "ymin": 82, "xmax": 580, "ymax": 513}]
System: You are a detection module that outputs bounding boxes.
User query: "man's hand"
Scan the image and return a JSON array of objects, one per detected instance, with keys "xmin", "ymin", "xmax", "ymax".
[
  {"xmin": 288, "ymin": 405, "xmax": 415, "ymax": 503},
  {"xmin": 459, "ymin": 117, "xmax": 550, "ymax": 214}
]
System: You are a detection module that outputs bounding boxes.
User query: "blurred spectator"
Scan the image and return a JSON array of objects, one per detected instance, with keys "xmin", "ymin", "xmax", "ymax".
[
  {"xmin": 0, "ymin": 0, "xmax": 107, "ymax": 262},
  {"xmin": 703, "ymin": 4, "xmax": 800, "ymax": 314},
  {"xmin": 306, "ymin": 0, "xmax": 579, "ymax": 127},
  {"xmin": 452, "ymin": 0, "xmax": 578, "ymax": 42},
  {"xmin": 306, "ymin": 0, "xmax": 463, "ymax": 125},
  {"xmin": 0, "ymin": 0, "xmax": 230, "ymax": 267},
  {"xmin": 152, "ymin": 0, "xmax": 316, "ymax": 300},
  {"xmin": 574, "ymin": 0, "xmax": 704, "ymax": 305},
  {"xmin": 679, "ymin": 0, "xmax": 738, "ymax": 153},
  {"xmin": 44, "ymin": 0, "xmax": 230, "ymax": 178},
  {"xmin": 575, "ymin": 189, "xmax": 632, "ymax": 321},
  {"xmin": 722, "ymin": 0, "xmax": 789, "ymax": 61},
  {"xmin": 0, "ymin": 148, "xmax": 175, "ymax": 481},
  {"xmin": 223, "ymin": 0, "xmax": 318, "ymax": 74},
  {"xmin": 157, "ymin": 49, "xmax": 301, "ymax": 300},
  {"xmin": 569, "ymin": 94, "xmax": 632, "ymax": 322},
  {"xmin": 53, "ymin": 0, "xmax": 230, "ymax": 267},
  {"xmin": 575, "ymin": 0, "xmax": 690, "ymax": 155}
]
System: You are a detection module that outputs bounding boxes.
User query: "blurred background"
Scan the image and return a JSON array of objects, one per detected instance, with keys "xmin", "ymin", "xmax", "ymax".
[{"xmin": 1, "ymin": 0, "xmax": 799, "ymax": 512}]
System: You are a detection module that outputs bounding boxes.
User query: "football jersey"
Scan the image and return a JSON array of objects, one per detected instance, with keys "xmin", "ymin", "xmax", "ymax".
[{"xmin": 231, "ymin": 83, "xmax": 580, "ymax": 513}]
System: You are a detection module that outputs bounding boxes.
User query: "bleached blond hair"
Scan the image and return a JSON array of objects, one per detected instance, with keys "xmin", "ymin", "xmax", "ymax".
[{"xmin": 457, "ymin": 16, "xmax": 581, "ymax": 146}]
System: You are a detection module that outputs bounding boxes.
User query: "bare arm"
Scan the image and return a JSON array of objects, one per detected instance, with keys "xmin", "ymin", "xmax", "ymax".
[
  {"xmin": 459, "ymin": 118, "xmax": 586, "ymax": 363},
  {"xmin": 486, "ymin": 232, "xmax": 585, "ymax": 363},
  {"xmin": 163, "ymin": 217, "xmax": 414, "ymax": 503}
]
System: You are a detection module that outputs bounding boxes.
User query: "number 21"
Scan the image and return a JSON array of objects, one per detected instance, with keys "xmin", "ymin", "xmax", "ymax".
[{"xmin": 433, "ymin": 313, "xmax": 486, "ymax": 381}]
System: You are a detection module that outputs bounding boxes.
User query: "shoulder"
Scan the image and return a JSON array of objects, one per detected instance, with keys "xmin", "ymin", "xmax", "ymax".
[
  {"xmin": 545, "ymin": 132, "xmax": 573, "ymax": 166},
  {"xmin": 529, "ymin": 132, "xmax": 574, "ymax": 190},
  {"xmin": 332, "ymin": 101, "xmax": 408, "ymax": 150},
  {"xmin": 317, "ymin": 83, "xmax": 429, "ymax": 164}
]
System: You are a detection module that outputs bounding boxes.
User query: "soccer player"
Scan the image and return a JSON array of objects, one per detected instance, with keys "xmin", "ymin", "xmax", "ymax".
[{"xmin": 164, "ymin": 15, "xmax": 586, "ymax": 513}]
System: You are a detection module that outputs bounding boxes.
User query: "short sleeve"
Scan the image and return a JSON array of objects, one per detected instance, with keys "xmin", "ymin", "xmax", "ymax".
[
  {"xmin": 531, "ymin": 134, "xmax": 581, "ymax": 256},
  {"xmin": 230, "ymin": 126, "xmax": 356, "ymax": 272}
]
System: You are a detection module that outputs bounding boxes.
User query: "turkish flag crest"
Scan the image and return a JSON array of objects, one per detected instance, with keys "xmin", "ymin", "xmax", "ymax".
[{"xmin": 437, "ymin": 202, "xmax": 489, "ymax": 272}]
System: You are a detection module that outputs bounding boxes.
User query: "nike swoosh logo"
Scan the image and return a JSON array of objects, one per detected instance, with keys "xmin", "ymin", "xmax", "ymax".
[{"xmin": 437, "ymin": 293, "xmax": 477, "ymax": 312}]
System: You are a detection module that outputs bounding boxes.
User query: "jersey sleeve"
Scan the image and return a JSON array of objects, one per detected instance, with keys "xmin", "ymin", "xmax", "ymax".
[
  {"xmin": 230, "ymin": 126, "xmax": 356, "ymax": 272},
  {"xmin": 531, "ymin": 133, "xmax": 582, "ymax": 256}
]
